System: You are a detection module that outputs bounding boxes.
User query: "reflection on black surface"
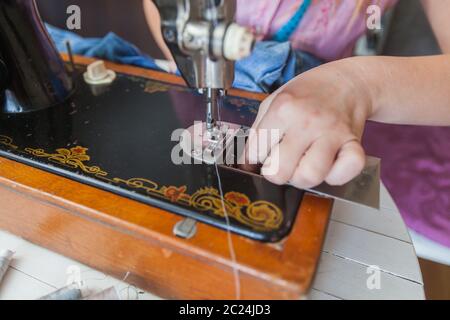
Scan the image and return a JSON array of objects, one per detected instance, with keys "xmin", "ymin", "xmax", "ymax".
[
  {"xmin": 0, "ymin": 0, "xmax": 73, "ymax": 113},
  {"xmin": 0, "ymin": 72, "xmax": 304, "ymax": 242}
]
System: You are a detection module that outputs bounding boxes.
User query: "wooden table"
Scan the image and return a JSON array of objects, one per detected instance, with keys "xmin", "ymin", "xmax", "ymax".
[{"xmin": 0, "ymin": 184, "xmax": 424, "ymax": 300}]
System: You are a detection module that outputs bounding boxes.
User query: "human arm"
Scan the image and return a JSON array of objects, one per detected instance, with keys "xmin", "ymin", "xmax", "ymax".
[
  {"xmin": 246, "ymin": 3, "xmax": 450, "ymax": 188},
  {"xmin": 143, "ymin": 0, "xmax": 177, "ymax": 72}
]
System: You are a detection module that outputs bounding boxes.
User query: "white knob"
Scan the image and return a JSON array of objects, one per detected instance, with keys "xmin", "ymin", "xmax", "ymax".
[
  {"xmin": 83, "ymin": 60, "xmax": 116, "ymax": 85},
  {"xmin": 223, "ymin": 24, "xmax": 255, "ymax": 61}
]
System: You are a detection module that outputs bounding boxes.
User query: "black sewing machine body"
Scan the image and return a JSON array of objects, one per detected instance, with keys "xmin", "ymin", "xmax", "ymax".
[
  {"xmin": 0, "ymin": 0, "xmax": 305, "ymax": 243},
  {"xmin": 0, "ymin": 1, "xmax": 334, "ymax": 300},
  {"xmin": 0, "ymin": 69, "xmax": 305, "ymax": 242}
]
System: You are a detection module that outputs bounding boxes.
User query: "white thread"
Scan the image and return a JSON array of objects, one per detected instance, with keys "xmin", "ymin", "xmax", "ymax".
[
  {"xmin": 213, "ymin": 98, "xmax": 241, "ymax": 299},
  {"xmin": 120, "ymin": 285, "xmax": 140, "ymax": 300},
  {"xmin": 122, "ymin": 271, "xmax": 130, "ymax": 282},
  {"xmin": 214, "ymin": 162, "xmax": 241, "ymax": 299},
  {"xmin": 216, "ymin": 91, "xmax": 223, "ymax": 125}
]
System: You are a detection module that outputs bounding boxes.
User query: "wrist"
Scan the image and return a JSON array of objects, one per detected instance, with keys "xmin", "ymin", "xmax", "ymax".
[{"xmin": 333, "ymin": 57, "xmax": 378, "ymax": 121}]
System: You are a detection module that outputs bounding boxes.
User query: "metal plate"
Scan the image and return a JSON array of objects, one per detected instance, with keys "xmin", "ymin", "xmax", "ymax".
[{"xmin": 306, "ymin": 156, "xmax": 380, "ymax": 210}]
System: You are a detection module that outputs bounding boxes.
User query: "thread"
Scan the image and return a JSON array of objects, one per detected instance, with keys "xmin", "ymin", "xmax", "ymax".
[
  {"xmin": 120, "ymin": 285, "xmax": 140, "ymax": 300},
  {"xmin": 213, "ymin": 96, "xmax": 241, "ymax": 299},
  {"xmin": 0, "ymin": 250, "xmax": 14, "ymax": 285},
  {"xmin": 214, "ymin": 162, "xmax": 241, "ymax": 299}
]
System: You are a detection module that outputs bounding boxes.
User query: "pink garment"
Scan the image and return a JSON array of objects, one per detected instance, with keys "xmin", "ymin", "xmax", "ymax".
[
  {"xmin": 236, "ymin": 0, "xmax": 397, "ymax": 61},
  {"xmin": 363, "ymin": 122, "xmax": 450, "ymax": 248}
]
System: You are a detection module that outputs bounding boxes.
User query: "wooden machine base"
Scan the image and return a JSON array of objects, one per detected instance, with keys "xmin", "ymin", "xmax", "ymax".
[{"xmin": 0, "ymin": 56, "xmax": 332, "ymax": 299}]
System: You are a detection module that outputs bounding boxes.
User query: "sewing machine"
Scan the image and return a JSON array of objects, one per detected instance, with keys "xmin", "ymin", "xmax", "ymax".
[
  {"xmin": 155, "ymin": 0, "xmax": 380, "ymax": 210},
  {"xmin": 0, "ymin": 0, "xmax": 378, "ymax": 299}
]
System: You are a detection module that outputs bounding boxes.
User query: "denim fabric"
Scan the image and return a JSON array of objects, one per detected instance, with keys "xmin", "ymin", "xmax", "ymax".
[
  {"xmin": 234, "ymin": 41, "xmax": 297, "ymax": 93},
  {"xmin": 46, "ymin": 25, "xmax": 322, "ymax": 93},
  {"xmin": 294, "ymin": 50, "xmax": 324, "ymax": 75},
  {"xmin": 47, "ymin": 24, "xmax": 161, "ymax": 71}
]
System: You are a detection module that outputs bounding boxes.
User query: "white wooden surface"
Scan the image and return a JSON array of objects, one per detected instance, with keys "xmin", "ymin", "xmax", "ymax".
[
  {"xmin": 0, "ymin": 184, "xmax": 424, "ymax": 300},
  {"xmin": 409, "ymin": 230, "xmax": 450, "ymax": 266}
]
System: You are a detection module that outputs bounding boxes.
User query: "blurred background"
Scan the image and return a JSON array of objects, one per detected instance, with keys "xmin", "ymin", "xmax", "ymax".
[
  {"xmin": 36, "ymin": 0, "xmax": 441, "ymax": 57},
  {"xmin": 37, "ymin": 0, "xmax": 162, "ymax": 58},
  {"xmin": 35, "ymin": 0, "xmax": 449, "ymax": 299}
]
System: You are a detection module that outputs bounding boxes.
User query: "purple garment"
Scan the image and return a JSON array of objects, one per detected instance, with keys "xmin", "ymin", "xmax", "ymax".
[{"xmin": 363, "ymin": 122, "xmax": 450, "ymax": 248}]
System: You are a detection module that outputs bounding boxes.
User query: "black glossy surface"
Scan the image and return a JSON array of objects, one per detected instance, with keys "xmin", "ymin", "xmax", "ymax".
[
  {"xmin": 0, "ymin": 0, "xmax": 73, "ymax": 113},
  {"xmin": 0, "ymin": 69, "xmax": 304, "ymax": 242}
]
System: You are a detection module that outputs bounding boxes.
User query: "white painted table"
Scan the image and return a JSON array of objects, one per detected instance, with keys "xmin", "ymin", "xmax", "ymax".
[
  {"xmin": 310, "ymin": 184, "xmax": 424, "ymax": 300},
  {"xmin": 0, "ymin": 184, "xmax": 424, "ymax": 300}
]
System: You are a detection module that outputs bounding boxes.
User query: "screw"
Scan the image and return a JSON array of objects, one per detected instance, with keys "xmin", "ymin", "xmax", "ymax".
[{"xmin": 163, "ymin": 29, "xmax": 176, "ymax": 42}]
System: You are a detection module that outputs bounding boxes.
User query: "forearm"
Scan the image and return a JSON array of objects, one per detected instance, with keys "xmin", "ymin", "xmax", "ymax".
[
  {"xmin": 143, "ymin": 0, "xmax": 174, "ymax": 61},
  {"xmin": 421, "ymin": 0, "xmax": 450, "ymax": 52},
  {"xmin": 338, "ymin": 54, "xmax": 450, "ymax": 126}
]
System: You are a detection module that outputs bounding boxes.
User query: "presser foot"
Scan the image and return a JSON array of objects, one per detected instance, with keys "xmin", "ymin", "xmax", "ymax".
[{"xmin": 180, "ymin": 121, "xmax": 250, "ymax": 166}]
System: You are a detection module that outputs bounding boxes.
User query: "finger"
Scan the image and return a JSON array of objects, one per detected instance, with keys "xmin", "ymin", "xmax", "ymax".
[
  {"xmin": 243, "ymin": 93, "xmax": 281, "ymax": 164},
  {"xmin": 290, "ymin": 136, "xmax": 342, "ymax": 189},
  {"xmin": 325, "ymin": 140, "xmax": 366, "ymax": 186},
  {"xmin": 261, "ymin": 132, "xmax": 312, "ymax": 185},
  {"xmin": 246, "ymin": 126, "xmax": 284, "ymax": 165},
  {"xmin": 168, "ymin": 61, "xmax": 178, "ymax": 73},
  {"xmin": 251, "ymin": 94, "xmax": 276, "ymax": 130},
  {"xmin": 244, "ymin": 87, "xmax": 289, "ymax": 165},
  {"xmin": 246, "ymin": 93, "xmax": 295, "ymax": 164},
  {"xmin": 251, "ymin": 85, "xmax": 286, "ymax": 130}
]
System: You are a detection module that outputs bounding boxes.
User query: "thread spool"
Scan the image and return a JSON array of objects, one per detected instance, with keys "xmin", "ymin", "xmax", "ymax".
[{"xmin": 0, "ymin": 250, "xmax": 14, "ymax": 284}]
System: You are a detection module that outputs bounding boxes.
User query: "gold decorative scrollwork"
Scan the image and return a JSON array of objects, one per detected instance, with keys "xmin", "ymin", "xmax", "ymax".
[
  {"xmin": 113, "ymin": 177, "xmax": 159, "ymax": 193},
  {"xmin": 24, "ymin": 146, "xmax": 107, "ymax": 177},
  {"xmin": 0, "ymin": 135, "xmax": 283, "ymax": 231},
  {"xmin": 246, "ymin": 201, "xmax": 283, "ymax": 231},
  {"xmin": 190, "ymin": 188, "xmax": 282, "ymax": 231},
  {"xmin": 144, "ymin": 81, "xmax": 187, "ymax": 94},
  {"xmin": 227, "ymin": 97, "xmax": 259, "ymax": 114},
  {"xmin": 0, "ymin": 135, "xmax": 18, "ymax": 149},
  {"xmin": 144, "ymin": 81, "xmax": 171, "ymax": 94}
]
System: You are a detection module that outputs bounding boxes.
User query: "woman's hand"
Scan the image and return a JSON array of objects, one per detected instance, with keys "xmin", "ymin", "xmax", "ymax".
[{"xmin": 245, "ymin": 59, "xmax": 373, "ymax": 189}]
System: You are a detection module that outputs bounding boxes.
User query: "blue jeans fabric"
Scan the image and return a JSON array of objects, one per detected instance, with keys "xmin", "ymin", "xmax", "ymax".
[{"xmin": 46, "ymin": 24, "xmax": 323, "ymax": 93}]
